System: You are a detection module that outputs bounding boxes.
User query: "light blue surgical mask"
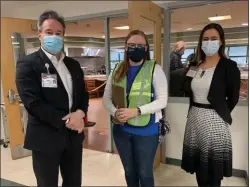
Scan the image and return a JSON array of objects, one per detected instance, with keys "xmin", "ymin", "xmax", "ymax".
[
  {"xmin": 43, "ymin": 35, "xmax": 63, "ymax": 54},
  {"xmin": 201, "ymin": 40, "xmax": 220, "ymax": 56}
]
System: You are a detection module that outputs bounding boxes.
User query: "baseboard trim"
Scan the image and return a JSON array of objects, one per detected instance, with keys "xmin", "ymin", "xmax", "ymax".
[
  {"xmin": 165, "ymin": 157, "xmax": 248, "ymax": 180},
  {"xmin": 245, "ymin": 173, "xmax": 249, "ymax": 186}
]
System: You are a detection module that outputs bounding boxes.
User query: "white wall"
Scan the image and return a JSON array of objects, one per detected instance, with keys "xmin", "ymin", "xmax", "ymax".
[{"xmin": 165, "ymin": 103, "xmax": 248, "ymax": 171}]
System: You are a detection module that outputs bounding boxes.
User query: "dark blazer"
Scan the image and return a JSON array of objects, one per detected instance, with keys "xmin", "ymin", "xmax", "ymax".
[
  {"xmin": 16, "ymin": 49, "xmax": 89, "ymax": 152},
  {"xmin": 170, "ymin": 52, "xmax": 184, "ymax": 72},
  {"xmin": 183, "ymin": 57, "xmax": 241, "ymax": 125},
  {"xmin": 170, "ymin": 68, "xmax": 187, "ymax": 97}
]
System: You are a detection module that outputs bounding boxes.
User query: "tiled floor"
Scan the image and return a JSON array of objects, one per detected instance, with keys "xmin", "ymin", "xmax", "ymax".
[{"xmin": 1, "ymin": 147, "xmax": 247, "ymax": 186}]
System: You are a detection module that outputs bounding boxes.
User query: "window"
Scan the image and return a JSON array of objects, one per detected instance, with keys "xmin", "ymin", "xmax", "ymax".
[
  {"xmin": 150, "ymin": 51, "xmax": 154, "ymax": 60},
  {"xmin": 168, "ymin": 1, "xmax": 248, "ymax": 101},
  {"xmin": 111, "ymin": 51, "xmax": 119, "ymax": 61},
  {"xmin": 225, "ymin": 47, "xmax": 229, "ymax": 57},
  {"xmin": 229, "ymin": 46, "xmax": 248, "ymax": 56},
  {"xmin": 228, "ymin": 46, "xmax": 248, "ymax": 65},
  {"xmin": 181, "ymin": 48, "xmax": 195, "ymax": 63}
]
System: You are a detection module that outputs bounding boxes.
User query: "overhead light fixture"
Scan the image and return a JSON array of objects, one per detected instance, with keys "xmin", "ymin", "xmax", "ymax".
[
  {"xmin": 186, "ymin": 28, "xmax": 192, "ymax": 31},
  {"xmin": 114, "ymin": 26, "xmax": 129, "ymax": 30},
  {"xmin": 242, "ymin": 23, "xmax": 248, "ymax": 26},
  {"xmin": 11, "ymin": 36, "xmax": 15, "ymax": 39},
  {"xmin": 82, "ymin": 46, "xmax": 86, "ymax": 48},
  {"xmin": 102, "ymin": 35, "xmax": 105, "ymax": 38},
  {"xmin": 208, "ymin": 15, "xmax": 231, "ymax": 21},
  {"xmin": 96, "ymin": 49, "xmax": 100, "ymax": 56}
]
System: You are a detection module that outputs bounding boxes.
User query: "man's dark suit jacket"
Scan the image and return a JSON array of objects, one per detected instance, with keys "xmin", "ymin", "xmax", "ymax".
[
  {"xmin": 16, "ymin": 49, "xmax": 89, "ymax": 153},
  {"xmin": 169, "ymin": 68, "xmax": 187, "ymax": 97},
  {"xmin": 183, "ymin": 57, "xmax": 241, "ymax": 125}
]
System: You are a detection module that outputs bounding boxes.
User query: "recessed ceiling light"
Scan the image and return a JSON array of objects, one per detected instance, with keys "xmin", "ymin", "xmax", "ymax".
[
  {"xmin": 242, "ymin": 23, "xmax": 248, "ymax": 26},
  {"xmin": 208, "ymin": 15, "xmax": 231, "ymax": 21},
  {"xmin": 114, "ymin": 26, "xmax": 130, "ymax": 30},
  {"xmin": 186, "ymin": 28, "xmax": 192, "ymax": 31}
]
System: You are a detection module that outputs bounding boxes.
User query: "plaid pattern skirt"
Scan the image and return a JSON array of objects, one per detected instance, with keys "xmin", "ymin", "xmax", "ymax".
[{"xmin": 181, "ymin": 106, "xmax": 232, "ymax": 181}]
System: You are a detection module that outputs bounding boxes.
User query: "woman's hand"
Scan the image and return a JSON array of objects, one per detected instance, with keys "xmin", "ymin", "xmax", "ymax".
[{"xmin": 116, "ymin": 108, "xmax": 138, "ymax": 122}]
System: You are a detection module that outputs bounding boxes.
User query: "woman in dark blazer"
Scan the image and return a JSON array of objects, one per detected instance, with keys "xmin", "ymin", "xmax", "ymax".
[{"xmin": 181, "ymin": 23, "xmax": 241, "ymax": 187}]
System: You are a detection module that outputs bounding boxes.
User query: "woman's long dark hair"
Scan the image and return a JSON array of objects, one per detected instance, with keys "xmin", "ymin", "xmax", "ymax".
[
  {"xmin": 192, "ymin": 23, "xmax": 227, "ymax": 66},
  {"xmin": 113, "ymin": 30, "xmax": 150, "ymax": 82}
]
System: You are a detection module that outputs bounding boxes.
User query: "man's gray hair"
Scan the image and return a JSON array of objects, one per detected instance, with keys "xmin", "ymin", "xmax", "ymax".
[{"xmin": 37, "ymin": 10, "xmax": 66, "ymax": 33}]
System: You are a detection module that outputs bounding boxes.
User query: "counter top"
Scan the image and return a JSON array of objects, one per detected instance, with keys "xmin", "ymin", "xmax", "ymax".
[{"xmin": 85, "ymin": 75, "xmax": 107, "ymax": 81}]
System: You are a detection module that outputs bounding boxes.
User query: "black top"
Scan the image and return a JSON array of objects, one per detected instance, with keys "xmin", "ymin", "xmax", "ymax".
[
  {"xmin": 170, "ymin": 52, "xmax": 183, "ymax": 72},
  {"xmin": 16, "ymin": 49, "xmax": 89, "ymax": 152},
  {"xmin": 182, "ymin": 57, "xmax": 241, "ymax": 125}
]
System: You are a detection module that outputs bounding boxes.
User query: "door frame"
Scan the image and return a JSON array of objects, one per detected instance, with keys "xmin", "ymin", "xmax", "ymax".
[{"xmin": 1, "ymin": 18, "xmax": 37, "ymax": 159}]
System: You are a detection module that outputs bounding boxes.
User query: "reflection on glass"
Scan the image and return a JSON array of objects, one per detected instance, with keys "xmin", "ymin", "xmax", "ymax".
[
  {"xmin": 169, "ymin": 1, "xmax": 249, "ymax": 100},
  {"xmin": 11, "ymin": 33, "xmax": 26, "ymax": 67}
]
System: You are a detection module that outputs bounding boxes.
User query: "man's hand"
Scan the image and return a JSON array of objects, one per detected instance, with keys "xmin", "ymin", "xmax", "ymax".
[
  {"xmin": 116, "ymin": 108, "xmax": 138, "ymax": 122},
  {"xmin": 62, "ymin": 110, "xmax": 85, "ymax": 133}
]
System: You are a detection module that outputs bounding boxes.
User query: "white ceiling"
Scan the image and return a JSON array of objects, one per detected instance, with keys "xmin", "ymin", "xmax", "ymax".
[
  {"xmin": 1, "ymin": 1, "xmax": 170, "ymax": 19},
  {"xmin": 3, "ymin": 1, "xmax": 248, "ymax": 39},
  {"xmin": 63, "ymin": 1, "xmax": 249, "ymax": 38}
]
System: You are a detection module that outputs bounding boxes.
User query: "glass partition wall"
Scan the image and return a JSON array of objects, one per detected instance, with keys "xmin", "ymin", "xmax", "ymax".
[{"xmin": 167, "ymin": 1, "xmax": 249, "ymax": 101}]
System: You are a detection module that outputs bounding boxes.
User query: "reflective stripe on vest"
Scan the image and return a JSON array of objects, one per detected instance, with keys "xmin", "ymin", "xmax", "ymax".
[{"xmin": 112, "ymin": 60, "xmax": 155, "ymax": 127}]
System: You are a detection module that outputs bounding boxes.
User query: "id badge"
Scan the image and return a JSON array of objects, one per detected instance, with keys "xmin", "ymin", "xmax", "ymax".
[
  {"xmin": 186, "ymin": 66, "xmax": 198, "ymax": 78},
  {"xmin": 41, "ymin": 73, "xmax": 58, "ymax": 88}
]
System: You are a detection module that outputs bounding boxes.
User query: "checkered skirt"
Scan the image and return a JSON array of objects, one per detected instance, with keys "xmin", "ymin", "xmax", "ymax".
[{"xmin": 181, "ymin": 106, "xmax": 232, "ymax": 181}]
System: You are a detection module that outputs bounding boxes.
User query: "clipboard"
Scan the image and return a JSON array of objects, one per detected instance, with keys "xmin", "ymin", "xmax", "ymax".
[{"xmin": 112, "ymin": 85, "xmax": 126, "ymax": 124}]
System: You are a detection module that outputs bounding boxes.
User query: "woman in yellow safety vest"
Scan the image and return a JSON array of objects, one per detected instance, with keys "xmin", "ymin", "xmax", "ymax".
[{"xmin": 103, "ymin": 30, "xmax": 168, "ymax": 187}]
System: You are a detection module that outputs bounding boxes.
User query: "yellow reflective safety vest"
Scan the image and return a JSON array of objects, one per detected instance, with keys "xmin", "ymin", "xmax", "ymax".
[{"xmin": 112, "ymin": 60, "xmax": 155, "ymax": 127}]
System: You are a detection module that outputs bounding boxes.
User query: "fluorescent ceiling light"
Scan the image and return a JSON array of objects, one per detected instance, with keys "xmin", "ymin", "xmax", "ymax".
[
  {"xmin": 208, "ymin": 15, "xmax": 231, "ymax": 21},
  {"xmin": 96, "ymin": 49, "xmax": 100, "ymax": 56},
  {"xmin": 114, "ymin": 26, "xmax": 129, "ymax": 30},
  {"xmin": 242, "ymin": 23, "xmax": 248, "ymax": 26}
]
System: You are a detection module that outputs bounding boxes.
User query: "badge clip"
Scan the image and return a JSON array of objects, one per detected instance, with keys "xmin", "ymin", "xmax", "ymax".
[{"xmin": 45, "ymin": 63, "xmax": 50, "ymax": 74}]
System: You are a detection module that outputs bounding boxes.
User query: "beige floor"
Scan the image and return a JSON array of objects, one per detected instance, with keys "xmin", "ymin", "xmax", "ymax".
[{"xmin": 1, "ymin": 147, "xmax": 247, "ymax": 186}]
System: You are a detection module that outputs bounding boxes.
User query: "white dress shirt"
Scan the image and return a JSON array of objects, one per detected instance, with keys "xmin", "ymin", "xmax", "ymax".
[{"xmin": 42, "ymin": 47, "xmax": 73, "ymax": 110}]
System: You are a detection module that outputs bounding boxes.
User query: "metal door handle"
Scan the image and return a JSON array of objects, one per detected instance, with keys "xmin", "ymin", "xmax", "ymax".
[{"xmin": 7, "ymin": 89, "xmax": 20, "ymax": 104}]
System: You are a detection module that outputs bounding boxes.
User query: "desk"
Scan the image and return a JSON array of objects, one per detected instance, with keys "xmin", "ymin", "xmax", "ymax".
[{"xmin": 85, "ymin": 75, "xmax": 107, "ymax": 98}]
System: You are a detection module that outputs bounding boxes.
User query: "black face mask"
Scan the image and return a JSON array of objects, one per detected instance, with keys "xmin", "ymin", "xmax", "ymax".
[{"xmin": 127, "ymin": 47, "xmax": 147, "ymax": 63}]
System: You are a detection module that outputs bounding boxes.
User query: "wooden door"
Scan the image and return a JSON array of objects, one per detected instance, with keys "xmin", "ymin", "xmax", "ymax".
[
  {"xmin": 1, "ymin": 18, "xmax": 37, "ymax": 159},
  {"xmin": 128, "ymin": 1, "xmax": 164, "ymax": 168}
]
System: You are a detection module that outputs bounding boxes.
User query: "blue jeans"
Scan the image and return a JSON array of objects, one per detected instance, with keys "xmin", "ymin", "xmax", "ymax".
[{"xmin": 113, "ymin": 125, "xmax": 159, "ymax": 187}]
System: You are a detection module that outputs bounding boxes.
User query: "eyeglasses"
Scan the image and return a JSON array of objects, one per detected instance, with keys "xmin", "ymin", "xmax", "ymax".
[{"xmin": 126, "ymin": 43, "xmax": 147, "ymax": 49}]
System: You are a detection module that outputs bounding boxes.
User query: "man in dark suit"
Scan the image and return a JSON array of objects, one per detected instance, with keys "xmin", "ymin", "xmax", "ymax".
[
  {"xmin": 169, "ymin": 68, "xmax": 187, "ymax": 97},
  {"xmin": 15, "ymin": 10, "xmax": 89, "ymax": 187}
]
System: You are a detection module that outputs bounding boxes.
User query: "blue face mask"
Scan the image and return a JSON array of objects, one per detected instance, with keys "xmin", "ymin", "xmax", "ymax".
[
  {"xmin": 201, "ymin": 40, "xmax": 220, "ymax": 56},
  {"xmin": 43, "ymin": 35, "xmax": 63, "ymax": 54}
]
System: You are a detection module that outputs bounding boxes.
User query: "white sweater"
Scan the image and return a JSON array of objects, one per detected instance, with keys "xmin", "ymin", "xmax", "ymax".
[{"xmin": 102, "ymin": 64, "xmax": 168, "ymax": 122}]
